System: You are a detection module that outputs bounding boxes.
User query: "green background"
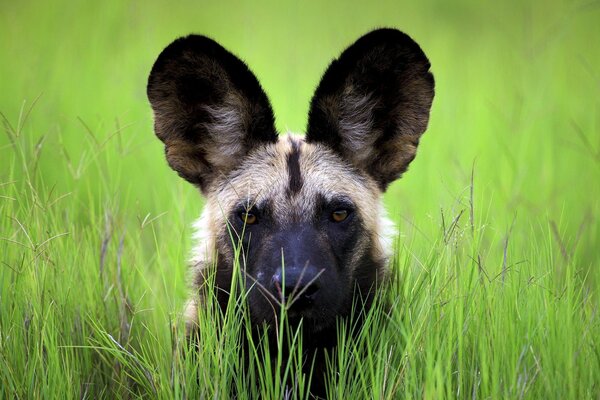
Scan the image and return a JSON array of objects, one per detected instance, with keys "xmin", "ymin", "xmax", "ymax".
[
  {"xmin": 2, "ymin": 1, "xmax": 599, "ymax": 230},
  {"xmin": 1, "ymin": 0, "xmax": 599, "ymax": 398}
]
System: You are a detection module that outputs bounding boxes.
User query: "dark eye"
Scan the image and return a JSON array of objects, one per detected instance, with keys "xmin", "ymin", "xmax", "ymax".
[
  {"xmin": 331, "ymin": 209, "xmax": 349, "ymax": 223},
  {"xmin": 239, "ymin": 211, "xmax": 257, "ymax": 225}
]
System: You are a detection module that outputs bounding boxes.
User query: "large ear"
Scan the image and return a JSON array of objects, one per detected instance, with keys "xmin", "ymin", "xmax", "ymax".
[
  {"xmin": 147, "ymin": 35, "xmax": 278, "ymax": 192},
  {"xmin": 306, "ymin": 28, "xmax": 434, "ymax": 191}
]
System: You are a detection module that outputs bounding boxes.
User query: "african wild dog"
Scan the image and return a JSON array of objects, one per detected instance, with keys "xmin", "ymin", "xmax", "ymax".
[{"xmin": 147, "ymin": 28, "xmax": 434, "ymax": 394}]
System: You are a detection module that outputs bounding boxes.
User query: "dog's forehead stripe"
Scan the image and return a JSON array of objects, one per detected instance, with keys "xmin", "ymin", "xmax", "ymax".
[
  {"xmin": 215, "ymin": 134, "xmax": 382, "ymax": 226},
  {"xmin": 286, "ymin": 136, "xmax": 303, "ymax": 196}
]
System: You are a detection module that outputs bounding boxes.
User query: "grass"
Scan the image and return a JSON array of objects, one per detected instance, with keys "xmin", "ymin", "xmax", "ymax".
[{"xmin": 1, "ymin": 0, "xmax": 599, "ymax": 398}]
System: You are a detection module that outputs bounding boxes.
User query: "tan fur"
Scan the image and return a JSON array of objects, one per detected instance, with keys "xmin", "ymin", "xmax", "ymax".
[{"xmin": 186, "ymin": 133, "xmax": 395, "ymax": 323}]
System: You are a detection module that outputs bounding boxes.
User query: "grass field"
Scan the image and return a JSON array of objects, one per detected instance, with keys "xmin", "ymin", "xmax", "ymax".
[{"xmin": 1, "ymin": 0, "xmax": 600, "ymax": 398}]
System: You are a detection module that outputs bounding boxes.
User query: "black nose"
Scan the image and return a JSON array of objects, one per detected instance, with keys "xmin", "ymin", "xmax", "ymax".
[{"xmin": 272, "ymin": 265, "xmax": 321, "ymax": 303}]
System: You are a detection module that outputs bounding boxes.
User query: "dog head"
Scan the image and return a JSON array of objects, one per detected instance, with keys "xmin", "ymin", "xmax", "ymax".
[{"xmin": 147, "ymin": 29, "xmax": 434, "ymax": 330}]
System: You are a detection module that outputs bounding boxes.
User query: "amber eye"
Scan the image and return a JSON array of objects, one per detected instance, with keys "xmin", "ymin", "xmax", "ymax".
[
  {"xmin": 240, "ymin": 211, "xmax": 257, "ymax": 225},
  {"xmin": 331, "ymin": 209, "xmax": 349, "ymax": 222}
]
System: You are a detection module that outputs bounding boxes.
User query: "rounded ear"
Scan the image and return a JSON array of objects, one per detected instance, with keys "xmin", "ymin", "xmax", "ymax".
[
  {"xmin": 306, "ymin": 28, "xmax": 435, "ymax": 191},
  {"xmin": 147, "ymin": 35, "xmax": 278, "ymax": 193}
]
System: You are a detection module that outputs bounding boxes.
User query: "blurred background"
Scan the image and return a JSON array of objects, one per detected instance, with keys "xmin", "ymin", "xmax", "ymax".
[
  {"xmin": 1, "ymin": 1, "xmax": 599, "ymax": 397},
  {"xmin": 2, "ymin": 0, "xmax": 599, "ymax": 227},
  {"xmin": 2, "ymin": 0, "xmax": 599, "ymax": 301}
]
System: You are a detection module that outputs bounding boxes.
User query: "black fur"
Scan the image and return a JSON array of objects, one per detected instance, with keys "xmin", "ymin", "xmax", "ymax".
[
  {"xmin": 306, "ymin": 28, "xmax": 435, "ymax": 190},
  {"xmin": 286, "ymin": 139, "xmax": 303, "ymax": 195},
  {"xmin": 147, "ymin": 35, "xmax": 278, "ymax": 192},
  {"xmin": 222, "ymin": 194, "xmax": 369, "ymax": 330}
]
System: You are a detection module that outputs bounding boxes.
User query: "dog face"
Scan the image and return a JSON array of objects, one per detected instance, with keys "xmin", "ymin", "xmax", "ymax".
[{"xmin": 147, "ymin": 29, "xmax": 434, "ymax": 332}]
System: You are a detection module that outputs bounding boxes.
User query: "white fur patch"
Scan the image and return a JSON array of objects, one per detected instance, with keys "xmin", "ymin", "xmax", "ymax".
[
  {"xmin": 189, "ymin": 206, "xmax": 216, "ymax": 275},
  {"xmin": 338, "ymin": 90, "xmax": 379, "ymax": 166},
  {"xmin": 375, "ymin": 201, "xmax": 396, "ymax": 278},
  {"xmin": 202, "ymin": 95, "xmax": 246, "ymax": 168}
]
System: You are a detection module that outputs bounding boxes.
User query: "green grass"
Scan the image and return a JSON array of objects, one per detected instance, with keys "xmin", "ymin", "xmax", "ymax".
[{"xmin": 1, "ymin": 0, "xmax": 599, "ymax": 398}]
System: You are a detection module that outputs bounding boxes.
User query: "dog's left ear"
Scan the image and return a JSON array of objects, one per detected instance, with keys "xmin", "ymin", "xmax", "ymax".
[{"xmin": 306, "ymin": 28, "xmax": 435, "ymax": 191}]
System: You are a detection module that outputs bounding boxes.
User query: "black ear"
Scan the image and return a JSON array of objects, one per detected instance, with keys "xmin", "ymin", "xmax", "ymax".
[
  {"xmin": 306, "ymin": 28, "xmax": 434, "ymax": 191},
  {"xmin": 147, "ymin": 35, "xmax": 277, "ymax": 192}
]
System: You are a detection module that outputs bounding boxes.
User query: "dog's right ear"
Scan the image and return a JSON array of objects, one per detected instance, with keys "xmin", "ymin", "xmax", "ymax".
[{"xmin": 147, "ymin": 35, "xmax": 278, "ymax": 193}]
